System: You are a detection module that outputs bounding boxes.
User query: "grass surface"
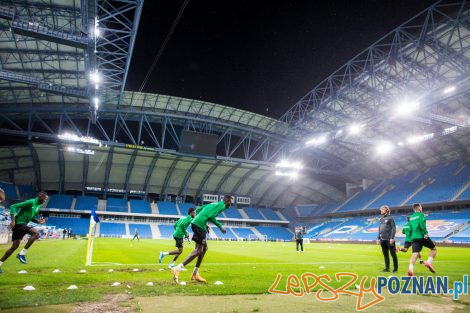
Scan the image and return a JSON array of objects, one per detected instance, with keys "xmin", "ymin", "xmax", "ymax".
[{"xmin": 0, "ymin": 238, "xmax": 469, "ymax": 310}]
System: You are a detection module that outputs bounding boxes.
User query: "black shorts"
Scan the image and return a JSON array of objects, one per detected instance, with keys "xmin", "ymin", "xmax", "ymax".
[
  {"xmin": 174, "ymin": 236, "xmax": 184, "ymax": 248},
  {"xmin": 191, "ymin": 224, "xmax": 207, "ymax": 245},
  {"xmin": 404, "ymin": 241, "xmax": 411, "ymax": 249},
  {"xmin": 12, "ymin": 224, "xmax": 34, "ymax": 241},
  {"xmin": 412, "ymin": 238, "xmax": 436, "ymax": 253}
]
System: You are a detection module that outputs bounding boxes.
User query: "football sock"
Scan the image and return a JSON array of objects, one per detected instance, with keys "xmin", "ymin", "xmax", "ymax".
[
  {"xmin": 193, "ymin": 267, "xmax": 199, "ymax": 275},
  {"xmin": 19, "ymin": 249, "xmax": 27, "ymax": 256}
]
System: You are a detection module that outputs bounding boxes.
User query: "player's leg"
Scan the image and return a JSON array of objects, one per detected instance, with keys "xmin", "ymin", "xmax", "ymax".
[
  {"xmin": 380, "ymin": 240, "xmax": 390, "ymax": 271},
  {"xmin": 389, "ymin": 240, "xmax": 398, "ymax": 272},
  {"xmin": 296, "ymin": 239, "xmax": 299, "ymax": 252},
  {"xmin": 300, "ymin": 239, "xmax": 304, "ymax": 252},
  {"xmin": 192, "ymin": 241, "xmax": 208, "ymax": 282},
  {"xmin": 17, "ymin": 227, "xmax": 39, "ymax": 264},
  {"xmin": 0, "ymin": 239, "xmax": 21, "ymax": 272},
  {"xmin": 423, "ymin": 239, "xmax": 437, "ymax": 273},
  {"xmin": 408, "ymin": 240, "xmax": 422, "ymax": 276}
]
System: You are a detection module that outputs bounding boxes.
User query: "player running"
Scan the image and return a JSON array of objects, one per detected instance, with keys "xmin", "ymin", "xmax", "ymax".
[
  {"xmin": 0, "ymin": 191, "xmax": 48, "ymax": 273},
  {"xmin": 408, "ymin": 203, "xmax": 437, "ymax": 276},
  {"xmin": 159, "ymin": 207, "xmax": 196, "ymax": 269},
  {"xmin": 396, "ymin": 216, "xmax": 423, "ymax": 264},
  {"xmin": 171, "ymin": 195, "xmax": 232, "ymax": 283}
]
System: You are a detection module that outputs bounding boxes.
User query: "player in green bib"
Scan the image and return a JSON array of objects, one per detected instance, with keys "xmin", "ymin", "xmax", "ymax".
[
  {"xmin": 396, "ymin": 216, "xmax": 422, "ymax": 263},
  {"xmin": 408, "ymin": 203, "xmax": 437, "ymax": 276},
  {"xmin": 172, "ymin": 195, "xmax": 233, "ymax": 283},
  {"xmin": 0, "ymin": 192, "xmax": 48, "ymax": 273},
  {"xmin": 159, "ymin": 207, "xmax": 196, "ymax": 269}
]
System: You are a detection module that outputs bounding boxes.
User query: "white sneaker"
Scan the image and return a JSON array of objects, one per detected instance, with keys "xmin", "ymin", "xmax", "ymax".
[{"xmin": 181, "ymin": 268, "xmax": 188, "ymax": 271}]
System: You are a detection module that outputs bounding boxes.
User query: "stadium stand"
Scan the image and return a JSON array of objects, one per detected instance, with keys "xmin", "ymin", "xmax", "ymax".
[
  {"xmin": 46, "ymin": 217, "xmax": 89, "ymax": 235},
  {"xmin": 337, "ymin": 181, "xmax": 386, "ymax": 212},
  {"xmin": 157, "ymin": 224, "xmax": 174, "ymax": 238},
  {"xmin": 210, "ymin": 226, "xmax": 237, "ymax": 240},
  {"xmin": 223, "ymin": 206, "xmax": 243, "ymax": 219},
  {"xmin": 74, "ymin": 196, "xmax": 98, "ymax": 211},
  {"xmin": 306, "ymin": 220, "xmax": 346, "ymax": 238},
  {"xmin": 0, "ymin": 181, "xmax": 16, "ymax": 199},
  {"xmin": 128, "ymin": 223, "xmax": 152, "ymax": 238},
  {"xmin": 449, "ymin": 225, "xmax": 470, "ymax": 243},
  {"xmin": 157, "ymin": 201, "xmax": 179, "ymax": 215},
  {"xmin": 100, "ymin": 222, "xmax": 126, "ymax": 237},
  {"xmin": 259, "ymin": 208, "xmax": 281, "ymax": 220},
  {"xmin": 178, "ymin": 202, "xmax": 196, "ymax": 215},
  {"xmin": 106, "ymin": 198, "xmax": 128, "ymax": 213},
  {"xmin": 129, "ymin": 199, "xmax": 151, "ymax": 214},
  {"xmin": 231, "ymin": 227, "xmax": 256, "ymax": 239},
  {"xmin": 255, "ymin": 226, "xmax": 292, "ymax": 241},
  {"xmin": 243, "ymin": 207, "xmax": 265, "ymax": 220},
  {"xmin": 47, "ymin": 194, "xmax": 73, "ymax": 210}
]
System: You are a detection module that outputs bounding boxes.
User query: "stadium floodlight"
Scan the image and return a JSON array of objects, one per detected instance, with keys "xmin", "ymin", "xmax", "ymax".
[
  {"xmin": 276, "ymin": 160, "xmax": 303, "ymax": 169},
  {"xmin": 395, "ymin": 99, "xmax": 419, "ymax": 116},
  {"xmin": 305, "ymin": 135, "xmax": 327, "ymax": 146},
  {"xmin": 443, "ymin": 86, "xmax": 456, "ymax": 94},
  {"xmin": 406, "ymin": 133, "xmax": 434, "ymax": 144},
  {"xmin": 397, "ymin": 141, "xmax": 404, "ymax": 147},
  {"xmin": 275, "ymin": 170, "xmax": 299, "ymax": 178},
  {"xmin": 66, "ymin": 146, "xmax": 95, "ymax": 155},
  {"xmin": 58, "ymin": 133, "xmax": 100, "ymax": 145},
  {"xmin": 348, "ymin": 123, "xmax": 364, "ymax": 135},
  {"xmin": 375, "ymin": 141, "xmax": 394, "ymax": 156},
  {"xmin": 94, "ymin": 17, "xmax": 101, "ymax": 38},
  {"xmin": 442, "ymin": 126, "xmax": 458, "ymax": 135},
  {"xmin": 93, "ymin": 97, "xmax": 100, "ymax": 110}
]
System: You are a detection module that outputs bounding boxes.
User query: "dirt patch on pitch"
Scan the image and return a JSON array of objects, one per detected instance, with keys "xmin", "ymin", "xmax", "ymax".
[
  {"xmin": 71, "ymin": 294, "xmax": 137, "ymax": 313},
  {"xmin": 136, "ymin": 292, "xmax": 469, "ymax": 313}
]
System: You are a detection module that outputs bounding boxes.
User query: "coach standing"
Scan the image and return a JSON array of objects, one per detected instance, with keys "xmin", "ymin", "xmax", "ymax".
[
  {"xmin": 295, "ymin": 226, "xmax": 304, "ymax": 252},
  {"xmin": 377, "ymin": 205, "xmax": 398, "ymax": 272}
]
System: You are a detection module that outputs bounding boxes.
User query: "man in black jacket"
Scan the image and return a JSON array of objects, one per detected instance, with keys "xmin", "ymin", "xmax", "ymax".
[
  {"xmin": 295, "ymin": 227, "xmax": 304, "ymax": 252},
  {"xmin": 377, "ymin": 205, "xmax": 398, "ymax": 272}
]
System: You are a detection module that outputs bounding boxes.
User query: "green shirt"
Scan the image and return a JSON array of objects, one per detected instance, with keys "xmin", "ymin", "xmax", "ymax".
[
  {"xmin": 402, "ymin": 221, "xmax": 412, "ymax": 243},
  {"xmin": 10, "ymin": 198, "xmax": 42, "ymax": 225},
  {"xmin": 409, "ymin": 212, "xmax": 428, "ymax": 240},
  {"xmin": 173, "ymin": 215, "xmax": 193, "ymax": 239},
  {"xmin": 191, "ymin": 201, "xmax": 228, "ymax": 231}
]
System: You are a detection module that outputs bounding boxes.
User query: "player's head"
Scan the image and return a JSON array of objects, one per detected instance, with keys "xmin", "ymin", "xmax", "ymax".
[
  {"xmin": 379, "ymin": 205, "xmax": 390, "ymax": 216},
  {"xmin": 188, "ymin": 207, "xmax": 196, "ymax": 218},
  {"xmin": 37, "ymin": 191, "xmax": 48, "ymax": 204},
  {"xmin": 223, "ymin": 195, "xmax": 233, "ymax": 208},
  {"xmin": 0, "ymin": 188, "xmax": 4, "ymax": 202},
  {"xmin": 412, "ymin": 203, "xmax": 422, "ymax": 212}
]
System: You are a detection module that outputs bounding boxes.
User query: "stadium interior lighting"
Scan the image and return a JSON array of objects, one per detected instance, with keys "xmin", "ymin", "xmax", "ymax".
[
  {"xmin": 397, "ymin": 141, "xmax": 404, "ymax": 147},
  {"xmin": 442, "ymin": 126, "xmax": 458, "ymax": 135},
  {"xmin": 375, "ymin": 142, "xmax": 394, "ymax": 155},
  {"xmin": 406, "ymin": 133, "xmax": 434, "ymax": 144},
  {"xmin": 58, "ymin": 133, "xmax": 100, "ymax": 145},
  {"xmin": 395, "ymin": 100, "xmax": 419, "ymax": 116},
  {"xmin": 93, "ymin": 97, "xmax": 100, "ymax": 110},
  {"xmin": 276, "ymin": 160, "xmax": 303, "ymax": 169},
  {"xmin": 66, "ymin": 146, "xmax": 95, "ymax": 155},
  {"xmin": 348, "ymin": 123, "xmax": 364, "ymax": 135},
  {"xmin": 443, "ymin": 86, "xmax": 456, "ymax": 94},
  {"xmin": 305, "ymin": 135, "xmax": 327, "ymax": 146},
  {"xmin": 275, "ymin": 170, "xmax": 298, "ymax": 178},
  {"xmin": 94, "ymin": 17, "xmax": 101, "ymax": 37}
]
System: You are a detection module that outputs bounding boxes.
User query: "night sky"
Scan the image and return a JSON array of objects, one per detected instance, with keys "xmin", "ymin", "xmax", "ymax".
[{"xmin": 126, "ymin": 0, "xmax": 435, "ymax": 119}]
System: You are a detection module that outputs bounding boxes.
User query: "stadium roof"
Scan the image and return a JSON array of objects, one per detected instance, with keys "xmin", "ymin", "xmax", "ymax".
[{"xmin": 0, "ymin": 0, "xmax": 469, "ymax": 207}]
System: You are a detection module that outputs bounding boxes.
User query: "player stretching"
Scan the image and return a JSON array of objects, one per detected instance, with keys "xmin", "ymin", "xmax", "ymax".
[
  {"xmin": 159, "ymin": 207, "xmax": 196, "ymax": 269},
  {"xmin": 0, "ymin": 192, "xmax": 48, "ymax": 273},
  {"xmin": 408, "ymin": 203, "xmax": 437, "ymax": 276},
  {"xmin": 396, "ymin": 216, "xmax": 422, "ymax": 264},
  {"xmin": 171, "ymin": 195, "xmax": 232, "ymax": 283}
]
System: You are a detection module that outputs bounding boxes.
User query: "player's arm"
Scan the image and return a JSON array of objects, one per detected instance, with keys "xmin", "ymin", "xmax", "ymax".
[
  {"xmin": 181, "ymin": 216, "xmax": 191, "ymax": 237},
  {"xmin": 390, "ymin": 218, "xmax": 396, "ymax": 242},
  {"xmin": 208, "ymin": 216, "xmax": 225, "ymax": 233},
  {"xmin": 8, "ymin": 199, "xmax": 34, "ymax": 229},
  {"xmin": 31, "ymin": 215, "xmax": 47, "ymax": 224}
]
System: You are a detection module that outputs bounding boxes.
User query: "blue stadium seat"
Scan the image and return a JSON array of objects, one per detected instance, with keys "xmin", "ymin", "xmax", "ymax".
[
  {"xmin": 178, "ymin": 202, "xmax": 196, "ymax": 215},
  {"xmin": 338, "ymin": 180, "xmax": 387, "ymax": 212},
  {"xmin": 259, "ymin": 208, "xmax": 281, "ymax": 220},
  {"xmin": 74, "ymin": 196, "xmax": 98, "ymax": 211},
  {"xmin": 157, "ymin": 201, "xmax": 179, "ymax": 215},
  {"xmin": 223, "ymin": 206, "xmax": 243, "ymax": 219},
  {"xmin": 129, "ymin": 200, "xmax": 151, "ymax": 214},
  {"xmin": 129, "ymin": 223, "xmax": 152, "ymax": 238},
  {"xmin": 100, "ymin": 223, "xmax": 126, "ymax": 237},
  {"xmin": 47, "ymin": 195, "xmax": 73, "ymax": 210},
  {"xmin": 242, "ymin": 207, "xmax": 265, "ymax": 220},
  {"xmin": 449, "ymin": 225, "xmax": 470, "ymax": 243},
  {"xmin": 46, "ymin": 217, "xmax": 89, "ymax": 235},
  {"xmin": 158, "ymin": 224, "xmax": 175, "ymax": 238},
  {"xmin": 106, "ymin": 198, "xmax": 128, "ymax": 213},
  {"xmin": 231, "ymin": 227, "xmax": 256, "ymax": 239},
  {"xmin": 255, "ymin": 226, "xmax": 292, "ymax": 241},
  {"xmin": 17, "ymin": 185, "xmax": 34, "ymax": 199},
  {"xmin": 210, "ymin": 226, "xmax": 237, "ymax": 239},
  {"xmin": 0, "ymin": 181, "xmax": 17, "ymax": 199}
]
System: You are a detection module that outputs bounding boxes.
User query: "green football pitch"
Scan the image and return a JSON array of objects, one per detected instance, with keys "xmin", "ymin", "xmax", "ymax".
[{"xmin": 0, "ymin": 238, "xmax": 469, "ymax": 311}]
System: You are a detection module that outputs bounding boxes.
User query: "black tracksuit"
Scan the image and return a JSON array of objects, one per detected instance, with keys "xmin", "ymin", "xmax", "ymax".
[{"xmin": 378, "ymin": 215, "xmax": 397, "ymax": 271}]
